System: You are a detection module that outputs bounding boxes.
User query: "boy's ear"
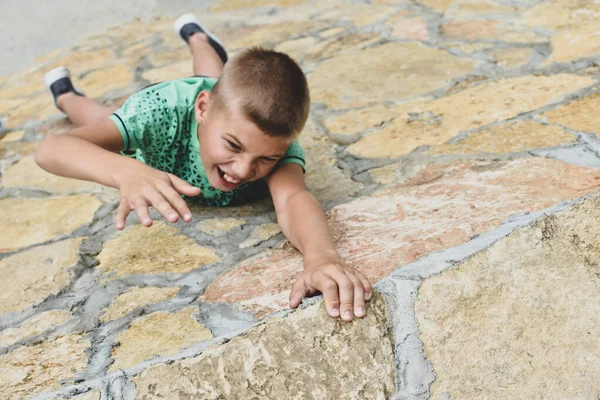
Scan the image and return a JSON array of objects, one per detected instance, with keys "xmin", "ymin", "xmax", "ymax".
[{"xmin": 195, "ymin": 90, "xmax": 211, "ymax": 122}]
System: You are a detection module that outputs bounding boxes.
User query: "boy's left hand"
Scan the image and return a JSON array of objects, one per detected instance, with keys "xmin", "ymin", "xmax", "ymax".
[{"xmin": 289, "ymin": 254, "xmax": 373, "ymax": 322}]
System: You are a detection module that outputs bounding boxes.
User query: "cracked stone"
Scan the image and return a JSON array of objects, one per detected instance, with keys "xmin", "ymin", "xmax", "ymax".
[
  {"xmin": 142, "ymin": 61, "xmax": 192, "ymax": 84},
  {"xmin": 489, "ymin": 47, "xmax": 533, "ymax": 69},
  {"xmin": 427, "ymin": 120, "xmax": 575, "ymax": 155},
  {"xmin": 0, "ymin": 130, "xmax": 25, "ymax": 143},
  {"xmin": 441, "ymin": 19, "xmax": 545, "ymax": 43},
  {"xmin": 203, "ymin": 157, "xmax": 600, "ymax": 317},
  {"xmin": 316, "ymin": 4, "xmax": 397, "ymax": 27},
  {"xmin": 309, "ymin": 42, "xmax": 475, "ymax": 109},
  {"xmin": 239, "ymin": 223, "xmax": 282, "ymax": 249},
  {"xmin": 79, "ymin": 64, "xmax": 133, "ymax": 98},
  {"xmin": 0, "ymin": 310, "xmax": 71, "ymax": 348},
  {"xmin": 211, "ymin": 0, "xmax": 311, "ymax": 12},
  {"xmin": 444, "ymin": 0, "xmax": 514, "ymax": 19},
  {"xmin": 543, "ymin": 92, "xmax": 600, "ymax": 134},
  {"xmin": 416, "ymin": 195, "xmax": 600, "ymax": 398},
  {"xmin": 305, "ymin": 32, "xmax": 381, "ymax": 63},
  {"xmin": 96, "ymin": 221, "xmax": 220, "ymax": 279},
  {"xmin": 133, "ymin": 294, "xmax": 395, "ymax": 399},
  {"xmin": 4, "ymin": 95, "xmax": 60, "ymax": 129},
  {"xmin": 109, "ymin": 307, "xmax": 213, "ymax": 372},
  {"xmin": 196, "ymin": 217, "xmax": 246, "ymax": 237},
  {"xmin": 523, "ymin": 0, "xmax": 600, "ymax": 31},
  {"xmin": 0, "ymin": 333, "xmax": 89, "ymax": 400},
  {"xmin": 0, "ymin": 196, "xmax": 100, "ymax": 253},
  {"xmin": 53, "ymin": 390, "xmax": 101, "ymax": 400},
  {"xmin": 0, "ymin": 238, "xmax": 82, "ymax": 315},
  {"xmin": 346, "ymin": 74, "xmax": 593, "ymax": 158},
  {"xmin": 274, "ymin": 36, "xmax": 319, "ymax": 62},
  {"xmin": 99, "ymin": 287, "xmax": 180, "ymax": 323},
  {"xmin": 53, "ymin": 48, "xmax": 115, "ymax": 75},
  {"xmin": 227, "ymin": 21, "xmax": 322, "ymax": 49}
]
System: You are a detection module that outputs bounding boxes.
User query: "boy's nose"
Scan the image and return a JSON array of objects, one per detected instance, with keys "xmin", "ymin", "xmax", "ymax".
[{"xmin": 232, "ymin": 160, "xmax": 253, "ymax": 180}]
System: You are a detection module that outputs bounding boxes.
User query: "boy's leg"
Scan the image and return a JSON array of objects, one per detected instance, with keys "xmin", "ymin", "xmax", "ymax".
[
  {"xmin": 57, "ymin": 93, "xmax": 117, "ymax": 127},
  {"xmin": 188, "ymin": 33, "xmax": 225, "ymax": 78}
]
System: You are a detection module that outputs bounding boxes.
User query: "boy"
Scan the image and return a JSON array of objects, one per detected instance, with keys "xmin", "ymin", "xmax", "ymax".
[{"xmin": 35, "ymin": 14, "xmax": 372, "ymax": 321}]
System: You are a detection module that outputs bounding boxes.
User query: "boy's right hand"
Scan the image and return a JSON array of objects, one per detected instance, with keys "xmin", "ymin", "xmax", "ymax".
[{"xmin": 114, "ymin": 163, "xmax": 201, "ymax": 230}]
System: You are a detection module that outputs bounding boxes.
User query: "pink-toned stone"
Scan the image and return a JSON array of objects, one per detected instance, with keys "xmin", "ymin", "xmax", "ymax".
[
  {"xmin": 202, "ymin": 157, "xmax": 600, "ymax": 317},
  {"xmin": 390, "ymin": 16, "xmax": 430, "ymax": 41}
]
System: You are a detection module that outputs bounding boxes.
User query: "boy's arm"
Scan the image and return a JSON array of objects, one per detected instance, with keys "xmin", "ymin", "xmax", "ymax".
[
  {"xmin": 266, "ymin": 163, "xmax": 373, "ymax": 321},
  {"xmin": 35, "ymin": 118, "xmax": 200, "ymax": 229}
]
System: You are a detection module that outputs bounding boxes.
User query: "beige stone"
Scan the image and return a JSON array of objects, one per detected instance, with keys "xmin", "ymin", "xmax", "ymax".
[
  {"xmin": 0, "ymin": 130, "xmax": 24, "ymax": 143},
  {"xmin": 196, "ymin": 217, "xmax": 246, "ymax": 236},
  {"xmin": 54, "ymin": 48, "xmax": 115, "ymax": 75},
  {"xmin": 523, "ymin": 0, "xmax": 600, "ymax": 31},
  {"xmin": 324, "ymin": 104, "xmax": 397, "ymax": 138},
  {"xmin": 416, "ymin": 195, "xmax": 600, "ymax": 398},
  {"xmin": 369, "ymin": 163, "xmax": 401, "ymax": 185},
  {"xmin": 97, "ymin": 221, "xmax": 220, "ymax": 279},
  {"xmin": 442, "ymin": 41, "xmax": 492, "ymax": 55},
  {"xmin": 0, "ymin": 82, "xmax": 44, "ymax": 100},
  {"xmin": 99, "ymin": 287, "xmax": 180, "ymax": 323},
  {"xmin": 319, "ymin": 27, "xmax": 346, "ymax": 38},
  {"xmin": 274, "ymin": 36, "xmax": 319, "ymax": 62},
  {"xmin": 552, "ymin": 23, "xmax": 600, "ymax": 62},
  {"xmin": 305, "ymin": 32, "xmax": 381, "ymax": 62},
  {"xmin": 490, "ymin": 47, "xmax": 533, "ymax": 68},
  {"xmin": 211, "ymin": 0, "xmax": 310, "ymax": 12},
  {"xmin": 441, "ymin": 19, "xmax": 545, "ymax": 43},
  {"xmin": 0, "ymin": 196, "xmax": 100, "ymax": 253},
  {"xmin": 346, "ymin": 74, "xmax": 594, "ymax": 158},
  {"xmin": 0, "ymin": 310, "xmax": 70, "ymax": 348},
  {"xmin": 309, "ymin": 42, "xmax": 475, "ymax": 109},
  {"xmin": 142, "ymin": 60, "xmax": 191, "ymax": 83},
  {"xmin": 389, "ymin": 15, "xmax": 430, "ymax": 41},
  {"xmin": 316, "ymin": 3, "xmax": 397, "ymax": 27},
  {"xmin": 2, "ymin": 156, "xmax": 108, "ymax": 195},
  {"xmin": 148, "ymin": 47, "xmax": 189, "ymax": 67},
  {"xmin": 110, "ymin": 307, "xmax": 212, "ymax": 371},
  {"xmin": 0, "ymin": 98, "xmax": 27, "ymax": 116},
  {"xmin": 0, "ymin": 333, "xmax": 89, "ymax": 400},
  {"xmin": 4, "ymin": 95, "xmax": 59, "ymax": 129},
  {"xmin": 79, "ymin": 64, "xmax": 133, "ymax": 98},
  {"xmin": 544, "ymin": 92, "xmax": 600, "ymax": 134},
  {"xmin": 133, "ymin": 294, "xmax": 395, "ymax": 398},
  {"xmin": 240, "ymin": 223, "xmax": 282, "ymax": 248},
  {"xmin": 428, "ymin": 120, "xmax": 575, "ymax": 155},
  {"xmin": 0, "ymin": 141, "xmax": 40, "ymax": 158},
  {"xmin": 445, "ymin": 0, "xmax": 514, "ymax": 18},
  {"xmin": 53, "ymin": 390, "xmax": 101, "ymax": 400},
  {"xmin": 0, "ymin": 239, "xmax": 82, "ymax": 315},
  {"xmin": 227, "ymin": 20, "xmax": 321, "ymax": 49}
]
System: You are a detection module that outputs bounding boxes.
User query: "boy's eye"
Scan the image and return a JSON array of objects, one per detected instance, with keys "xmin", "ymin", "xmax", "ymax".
[
  {"xmin": 261, "ymin": 157, "xmax": 278, "ymax": 163},
  {"xmin": 226, "ymin": 140, "xmax": 241, "ymax": 151}
]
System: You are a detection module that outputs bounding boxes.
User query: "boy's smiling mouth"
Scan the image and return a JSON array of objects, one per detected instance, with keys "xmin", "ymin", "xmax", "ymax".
[{"xmin": 216, "ymin": 166, "xmax": 242, "ymax": 189}]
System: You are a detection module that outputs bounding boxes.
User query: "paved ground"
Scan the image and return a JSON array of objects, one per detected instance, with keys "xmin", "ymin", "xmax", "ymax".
[{"xmin": 1, "ymin": 0, "xmax": 600, "ymax": 399}]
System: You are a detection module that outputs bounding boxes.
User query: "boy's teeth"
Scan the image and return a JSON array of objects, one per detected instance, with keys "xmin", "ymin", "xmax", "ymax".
[{"xmin": 223, "ymin": 172, "xmax": 240, "ymax": 184}]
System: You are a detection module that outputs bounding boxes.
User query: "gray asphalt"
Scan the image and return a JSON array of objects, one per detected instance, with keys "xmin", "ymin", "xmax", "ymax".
[{"xmin": 0, "ymin": 0, "xmax": 204, "ymax": 76}]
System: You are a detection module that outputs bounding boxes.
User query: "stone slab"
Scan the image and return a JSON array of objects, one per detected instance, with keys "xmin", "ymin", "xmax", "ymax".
[
  {"xmin": 99, "ymin": 287, "xmax": 180, "ymax": 323},
  {"xmin": 0, "ymin": 310, "xmax": 71, "ymax": 348}
]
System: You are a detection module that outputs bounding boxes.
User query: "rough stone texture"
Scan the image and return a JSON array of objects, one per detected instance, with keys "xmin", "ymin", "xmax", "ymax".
[
  {"xmin": 0, "ymin": 196, "xmax": 101, "ymax": 252},
  {"xmin": 203, "ymin": 157, "xmax": 600, "ymax": 317},
  {"xmin": 110, "ymin": 307, "xmax": 213, "ymax": 372},
  {"xmin": 305, "ymin": 32, "xmax": 381, "ymax": 63},
  {"xmin": 133, "ymin": 294, "xmax": 395, "ymax": 399},
  {"xmin": 53, "ymin": 390, "xmax": 101, "ymax": 400},
  {"xmin": 415, "ymin": 195, "xmax": 600, "ymax": 398},
  {"xmin": 309, "ymin": 42, "xmax": 475, "ymax": 109},
  {"xmin": 78, "ymin": 64, "xmax": 133, "ymax": 98},
  {"xmin": 0, "ymin": 310, "xmax": 71, "ymax": 348},
  {"xmin": 427, "ymin": 120, "xmax": 575, "ymax": 155},
  {"xmin": 99, "ymin": 287, "xmax": 180, "ymax": 323},
  {"xmin": 388, "ymin": 14, "xmax": 430, "ymax": 41},
  {"xmin": 2, "ymin": 156, "xmax": 114, "ymax": 195},
  {"xmin": 239, "ymin": 223, "xmax": 282, "ymax": 249},
  {"xmin": 316, "ymin": 3, "xmax": 396, "ymax": 27},
  {"xmin": 97, "ymin": 222, "xmax": 220, "ymax": 279},
  {"xmin": 0, "ymin": 130, "xmax": 25, "ymax": 143},
  {"xmin": 489, "ymin": 47, "xmax": 533, "ymax": 69},
  {"xmin": 441, "ymin": 19, "xmax": 544, "ymax": 43},
  {"xmin": 523, "ymin": 0, "xmax": 600, "ymax": 30},
  {"xmin": 543, "ymin": 92, "xmax": 600, "ymax": 134},
  {"xmin": 196, "ymin": 217, "xmax": 246, "ymax": 237},
  {"xmin": 142, "ymin": 61, "xmax": 192, "ymax": 84},
  {"xmin": 0, "ymin": 333, "xmax": 89, "ymax": 400},
  {"xmin": 552, "ymin": 24, "xmax": 600, "ymax": 62},
  {"xmin": 347, "ymin": 74, "xmax": 594, "ymax": 158},
  {"xmin": 211, "ymin": 0, "xmax": 311, "ymax": 12},
  {"xmin": 0, "ymin": 238, "xmax": 82, "ymax": 315},
  {"xmin": 227, "ymin": 21, "xmax": 322, "ymax": 49}
]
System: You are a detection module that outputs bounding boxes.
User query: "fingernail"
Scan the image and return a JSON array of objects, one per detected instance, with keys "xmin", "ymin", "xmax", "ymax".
[
  {"xmin": 356, "ymin": 306, "xmax": 365, "ymax": 317},
  {"xmin": 331, "ymin": 308, "xmax": 339, "ymax": 317},
  {"xmin": 365, "ymin": 292, "xmax": 372, "ymax": 301},
  {"xmin": 170, "ymin": 213, "xmax": 178, "ymax": 221},
  {"xmin": 343, "ymin": 311, "xmax": 352, "ymax": 321},
  {"xmin": 184, "ymin": 213, "xmax": 192, "ymax": 221}
]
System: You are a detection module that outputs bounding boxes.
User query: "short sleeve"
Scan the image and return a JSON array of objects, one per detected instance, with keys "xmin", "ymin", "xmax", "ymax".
[
  {"xmin": 108, "ymin": 89, "xmax": 176, "ymax": 151},
  {"xmin": 276, "ymin": 140, "xmax": 306, "ymax": 173}
]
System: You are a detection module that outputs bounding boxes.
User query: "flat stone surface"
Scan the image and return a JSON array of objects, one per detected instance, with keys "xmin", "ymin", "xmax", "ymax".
[
  {"xmin": 196, "ymin": 217, "xmax": 246, "ymax": 237},
  {"xmin": 97, "ymin": 222, "xmax": 220, "ymax": 279},
  {"xmin": 227, "ymin": 21, "xmax": 322, "ymax": 49},
  {"xmin": 0, "ymin": 333, "xmax": 89, "ymax": 400},
  {"xmin": 0, "ymin": 238, "xmax": 82, "ymax": 315},
  {"xmin": 490, "ymin": 47, "xmax": 533, "ymax": 69},
  {"xmin": 309, "ymin": 42, "xmax": 475, "ymax": 109},
  {"xmin": 0, "ymin": 130, "xmax": 25, "ymax": 143},
  {"xmin": 316, "ymin": 3, "xmax": 397, "ymax": 27},
  {"xmin": 53, "ymin": 390, "xmax": 101, "ymax": 400},
  {"xmin": 142, "ymin": 61, "xmax": 192, "ymax": 84},
  {"xmin": 543, "ymin": 92, "xmax": 600, "ymax": 134},
  {"xmin": 427, "ymin": 120, "xmax": 575, "ymax": 155},
  {"xmin": 239, "ymin": 223, "xmax": 281, "ymax": 249},
  {"xmin": 2, "ymin": 156, "xmax": 113, "ymax": 195},
  {"xmin": 203, "ymin": 157, "xmax": 600, "ymax": 317},
  {"xmin": 0, "ymin": 310, "xmax": 71, "ymax": 348},
  {"xmin": 99, "ymin": 287, "xmax": 180, "ymax": 323},
  {"xmin": 388, "ymin": 14, "xmax": 430, "ymax": 41},
  {"xmin": 133, "ymin": 294, "xmax": 395, "ymax": 399},
  {"xmin": 415, "ymin": 195, "xmax": 600, "ymax": 398},
  {"xmin": 552, "ymin": 23, "xmax": 600, "ymax": 62},
  {"xmin": 0, "ymin": 196, "xmax": 101, "ymax": 253},
  {"xmin": 346, "ymin": 74, "xmax": 594, "ymax": 158},
  {"xmin": 211, "ymin": 0, "xmax": 311, "ymax": 12},
  {"xmin": 305, "ymin": 32, "xmax": 381, "ymax": 63},
  {"xmin": 4, "ymin": 95, "xmax": 60, "ymax": 129},
  {"xmin": 523, "ymin": 0, "xmax": 600, "ymax": 31},
  {"xmin": 110, "ymin": 307, "xmax": 213, "ymax": 372},
  {"xmin": 445, "ymin": 0, "xmax": 514, "ymax": 19},
  {"xmin": 441, "ymin": 19, "xmax": 544, "ymax": 43},
  {"xmin": 78, "ymin": 64, "xmax": 133, "ymax": 98}
]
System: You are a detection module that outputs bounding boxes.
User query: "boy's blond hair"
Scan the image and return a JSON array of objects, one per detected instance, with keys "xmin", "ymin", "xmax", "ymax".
[{"xmin": 210, "ymin": 47, "xmax": 310, "ymax": 138}]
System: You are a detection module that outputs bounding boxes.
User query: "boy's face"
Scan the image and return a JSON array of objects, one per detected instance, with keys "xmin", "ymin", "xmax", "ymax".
[{"xmin": 195, "ymin": 91, "xmax": 291, "ymax": 192}]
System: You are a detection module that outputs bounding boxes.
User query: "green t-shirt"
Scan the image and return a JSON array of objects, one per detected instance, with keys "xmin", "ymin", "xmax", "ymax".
[{"xmin": 109, "ymin": 77, "xmax": 306, "ymax": 207}]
